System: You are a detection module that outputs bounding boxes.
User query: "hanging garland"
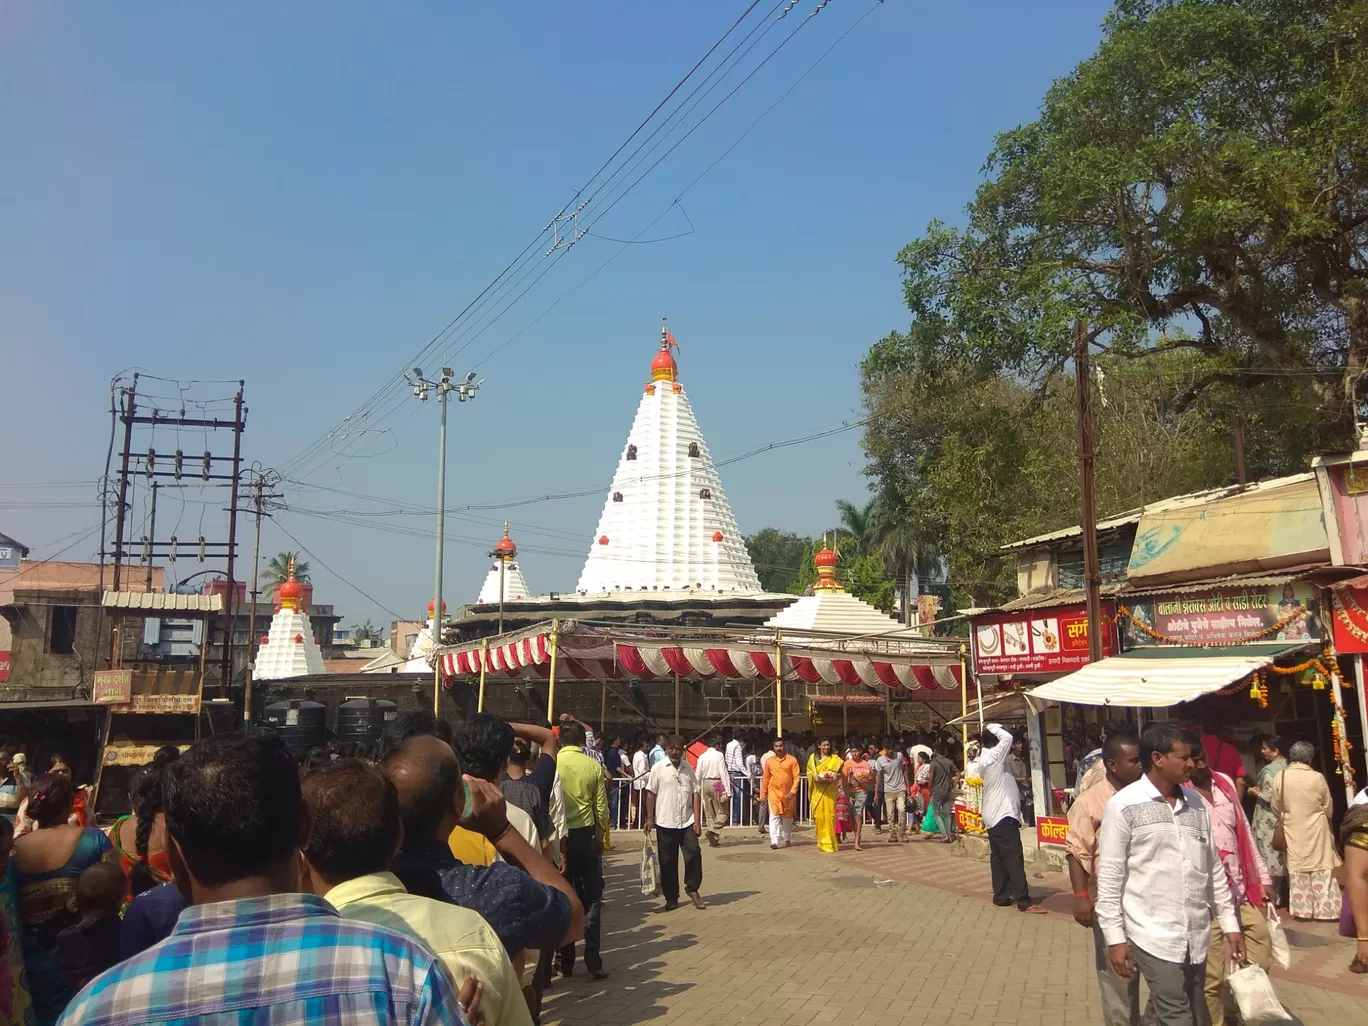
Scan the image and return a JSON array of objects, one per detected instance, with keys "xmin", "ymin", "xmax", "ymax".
[{"xmin": 1332, "ymin": 590, "xmax": 1368, "ymax": 646}]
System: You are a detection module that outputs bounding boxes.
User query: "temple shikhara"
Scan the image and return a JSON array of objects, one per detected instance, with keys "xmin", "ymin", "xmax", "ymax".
[
  {"xmin": 417, "ymin": 329, "xmax": 973, "ymax": 733},
  {"xmin": 254, "ymin": 563, "xmax": 325, "ymax": 680},
  {"xmin": 576, "ymin": 328, "xmax": 761, "ymax": 596}
]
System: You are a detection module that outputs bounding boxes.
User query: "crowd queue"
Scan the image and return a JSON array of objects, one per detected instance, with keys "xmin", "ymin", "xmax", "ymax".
[
  {"xmin": 1064, "ymin": 724, "xmax": 1368, "ymax": 1026},
  {"xmin": 0, "ymin": 712, "xmax": 1361, "ymax": 1026}
]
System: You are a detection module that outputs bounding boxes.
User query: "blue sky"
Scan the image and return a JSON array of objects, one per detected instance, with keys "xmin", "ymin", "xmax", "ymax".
[{"xmin": 1, "ymin": 1, "xmax": 1111, "ymax": 627}]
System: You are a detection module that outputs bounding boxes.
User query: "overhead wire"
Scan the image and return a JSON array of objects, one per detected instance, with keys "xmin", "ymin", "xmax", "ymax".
[{"xmin": 278, "ymin": 0, "xmax": 868, "ymax": 484}]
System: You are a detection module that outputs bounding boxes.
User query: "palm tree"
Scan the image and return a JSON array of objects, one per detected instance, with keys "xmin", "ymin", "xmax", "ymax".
[
  {"xmin": 833, "ymin": 498, "xmax": 878, "ymax": 555},
  {"xmin": 867, "ymin": 486, "xmax": 941, "ymax": 626},
  {"xmin": 263, "ymin": 551, "xmax": 310, "ymax": 585}
]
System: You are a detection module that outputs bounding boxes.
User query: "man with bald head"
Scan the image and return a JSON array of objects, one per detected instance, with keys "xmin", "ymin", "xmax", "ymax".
[{"xmin": 384, "ymin": 733, "xmax": 583, "ymax": 961}]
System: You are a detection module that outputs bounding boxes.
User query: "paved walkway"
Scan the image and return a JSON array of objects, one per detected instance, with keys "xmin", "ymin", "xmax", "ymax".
[{"xmin": 543, "ymin": 825, "xmax": 1368, "ymax": 1026}]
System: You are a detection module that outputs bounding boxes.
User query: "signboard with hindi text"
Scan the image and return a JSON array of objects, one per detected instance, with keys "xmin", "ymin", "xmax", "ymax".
[
  {"xmin": 92, "ymin": 670, "xmax": 132, "ymax": 704},
  {"xmin": 1036, "ymin": 815, "xmax": 1068, "ymax": 847},
  {"xmin": 1121, "ymin": 584, "xmax": 1323, "ymax": 648},
  {"xmin": 973, "ymin": 602, "xmax": 1117, "ymax": 675},
  {"xmin": 953, "ymin": 801, "xmax": 984, "ymax": 835}
]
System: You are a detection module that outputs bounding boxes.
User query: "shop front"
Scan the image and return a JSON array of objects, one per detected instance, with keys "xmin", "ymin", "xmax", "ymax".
[
  {"xmin": 970, "ymin": 598, "xmax": 1120, "ymax": 821},
  {"xmin": 1025, "ymin": 577, "xmax": 1358, "ymax": 807}
]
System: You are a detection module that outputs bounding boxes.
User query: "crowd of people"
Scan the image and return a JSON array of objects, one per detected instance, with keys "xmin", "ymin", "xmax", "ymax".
[
  {"xmin": 0, "ymin": 712, "xmax": 1360, "ymax": 1026},
  {"xmin": 1064, "ymin": 723, "xmax": 1368, "ymax": 1026}
]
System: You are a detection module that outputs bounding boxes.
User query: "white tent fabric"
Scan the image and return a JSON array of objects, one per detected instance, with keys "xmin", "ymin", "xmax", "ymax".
[{"xmin": 1024, "ymin": 647, "xmax": 1301, "ymax": 709}]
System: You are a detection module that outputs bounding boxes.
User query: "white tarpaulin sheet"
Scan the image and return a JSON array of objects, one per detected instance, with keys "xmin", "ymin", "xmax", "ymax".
[{"xmin": 1024, "ymin": 644, "xmax": 1307, "ymax": 709}]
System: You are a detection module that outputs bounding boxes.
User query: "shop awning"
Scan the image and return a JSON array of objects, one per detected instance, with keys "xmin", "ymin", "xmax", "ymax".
[{"xmin": 1024, "ymin": 643, "xmax": 1311, "ymax": 710}]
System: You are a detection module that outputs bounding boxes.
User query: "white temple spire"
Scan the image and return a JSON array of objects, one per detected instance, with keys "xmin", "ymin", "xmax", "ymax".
[
  {"xmin": 576, "ymin": 328, "xmax": 762, "ymax": 595},
  {"xmin": 477, "ymin": 522, "xmax": 532, "ymax": 604}
]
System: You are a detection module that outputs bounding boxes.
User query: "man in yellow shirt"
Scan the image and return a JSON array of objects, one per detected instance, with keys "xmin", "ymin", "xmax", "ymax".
[
  {"xmin": 555, "ymin": 721, "xmax": 609, "ymax": 981},
  {"xmin": 301, "ymin": 758, "xmax": 532, "ymax": 1026}
]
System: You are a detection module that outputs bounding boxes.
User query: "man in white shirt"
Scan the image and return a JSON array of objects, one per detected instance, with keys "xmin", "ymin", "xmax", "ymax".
[
  {"xmin": 630, "ymin": 738, "xmax": 650, "ymax": 828},
  {"xmin": 979, "ymin": 723, "xmax": 1038, "ymax": 912},
  {"xmin": 643, "ymin": 735, "xmax": 704, "ymax": 911},
  {"xmin": 1096, "ymin": 724, "xmax": 1246, "ymax": 1026},
  {"xmin": 724, "ymin": 731, "xmax": 747, "ymax": 825},
  {"xmin": 694, "ymin": 736, "xmax": 732, "ymax": 848}
]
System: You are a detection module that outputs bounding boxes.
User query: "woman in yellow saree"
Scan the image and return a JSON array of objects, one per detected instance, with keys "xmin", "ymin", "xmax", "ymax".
[{"xmin": 807, "ymin": 739, "xmax": 844, "ymax": 853}]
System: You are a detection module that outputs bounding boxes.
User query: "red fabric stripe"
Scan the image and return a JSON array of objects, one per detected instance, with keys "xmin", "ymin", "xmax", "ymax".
[
  {"xmin": 705, "ymin": 649, "xmax": 741, "ymax": 678},
  {"xmin": 661, "ymin": 647, "xmax": 693, "ymax": 677},
  {"xmin": 832, "ymin": 659, "xmax": 862, "ymax": 686},
  {"xmin": 791, "ymin": 656, "xmax": 821, "ymax": 684},
  {"xmin": 616, "ymin": 644, "xmax": 653, "ymax": 678},
  {"xmin": 749, "ymin": 651, "xmax": 776, "ymax": 678},
  {"xmin": 872, "ymin": 662, "xmax": 902, "ymax": 689},
  {"xmin": 909, "ymin": 665, "xmax": 937, "ymax": 690}
]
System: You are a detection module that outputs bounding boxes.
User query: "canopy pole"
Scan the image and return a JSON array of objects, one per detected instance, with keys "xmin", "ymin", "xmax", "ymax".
[
  {"xmin": 974, "ymin": 661, "xmax": 986, "ymax": 733},
  {"xmin": 546, "ymin": 620, "xmax": 560, "ymax": 723},
  {"xmin": 842, "ymin": 688, "xmax": 848, "ymax": 741},
  {"xmin": 601, "ymin": 679, "xmax": 608, "ymax": 738},
  {"xmin": 673, "ymin": 671, "xmax": 680, "ymax": 734},
  {"xmin": 1359, "ymin": 656, "xmax": 1368, "ymax": 791},
  {"xmin": 960, "ymin": 644, "xmax": 969, "ymax": 759},
  {"xmin": 476, "ymin": 638, "xmax": 488, "ymax": 713},
  {"xmin": 884, "ymin": 682, "xmax": 891, "ymax": 735},
  {"xmin": 1330, "ymin": 660, "xmax": 1356, "ymax": 804},
  {"xmin": 775, "ymin": 630, "xmax": 783, "ymax": 738}
]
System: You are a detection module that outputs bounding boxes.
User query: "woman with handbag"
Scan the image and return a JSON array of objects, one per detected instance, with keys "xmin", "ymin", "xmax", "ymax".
[
  {"xmin": 1246, "ymin": 734, "xmax": 1288, "ymax": 907},
  {"xmin": 1271, "ymin": 741, "xmax": 1342, "ymax": 920}
]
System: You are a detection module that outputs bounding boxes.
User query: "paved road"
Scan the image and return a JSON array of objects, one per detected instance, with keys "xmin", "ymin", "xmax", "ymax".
[{"xmin": 542, "ymin": 825, "xmax": 1368, "ymax": 1026}]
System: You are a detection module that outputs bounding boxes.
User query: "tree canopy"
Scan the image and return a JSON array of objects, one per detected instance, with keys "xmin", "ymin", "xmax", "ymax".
[
  {"xmin": 862, "ymin": 0, "xmax": 1363, "ymax": 607},
  {"xmin": 890, "ymin": 0, "xmax": 1368, "ymax": 419},
  {"xmin": 264, "ymin": 551, "xmax": 310, "ymax": 585}
]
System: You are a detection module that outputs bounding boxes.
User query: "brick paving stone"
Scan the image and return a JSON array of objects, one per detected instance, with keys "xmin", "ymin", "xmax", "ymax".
[{"xmin": 541, "ymin": 826, "xmax": 1368, "ymax": 1026}]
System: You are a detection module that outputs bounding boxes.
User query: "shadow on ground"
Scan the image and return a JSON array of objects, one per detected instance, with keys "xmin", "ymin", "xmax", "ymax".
[{"xmin": 541, "ymin": 856, "xmax": 757, "ymax": 1026}]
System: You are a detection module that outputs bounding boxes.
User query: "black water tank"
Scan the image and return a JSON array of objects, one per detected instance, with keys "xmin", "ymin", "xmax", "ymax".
[
  {"xmin": 335, "ymin": 698, "xmax": 397, "ymax": 750},
  {"xmin": 262, "ymin": 699, "xmax": 326, "ymax": 759}
]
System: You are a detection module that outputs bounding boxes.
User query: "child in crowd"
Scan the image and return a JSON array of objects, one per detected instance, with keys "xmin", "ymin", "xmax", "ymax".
[{"xmin": 53, "ymin": 861, "xmax": 124, "ymax": 992}]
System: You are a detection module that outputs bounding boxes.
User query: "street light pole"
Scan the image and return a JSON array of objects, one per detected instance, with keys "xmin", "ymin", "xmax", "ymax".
[{"xmin": 407, "ymin": 366, "xmax": 482, "ymax": 718}]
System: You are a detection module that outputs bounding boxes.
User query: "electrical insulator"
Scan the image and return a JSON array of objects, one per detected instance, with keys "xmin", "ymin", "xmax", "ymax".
[
  {"xmin": 169, "ymin": 535, "xmax": 177, "ymax": 562},
  {"xmin": 140, "ymin": 536, "xmax": 150, "ymax": 563},
  {"xmin": 198, "ymin": 536, "xmax": 206, "ymax": 562},
  {"xmin": 146, "ymin": 448, "xmax": 156, "ymax": 478},
  {"xmin": 174, "ymin": 450, "xmax": 183, "ymax": 480},
  {"xmin": 202, "ymin": 451, "xmax": 212, "ymax": 480}
]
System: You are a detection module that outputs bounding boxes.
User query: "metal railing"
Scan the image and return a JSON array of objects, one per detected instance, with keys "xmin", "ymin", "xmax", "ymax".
[{"xmin": 606, "ymin": 776, "xmax": 941, "ymax": 831}]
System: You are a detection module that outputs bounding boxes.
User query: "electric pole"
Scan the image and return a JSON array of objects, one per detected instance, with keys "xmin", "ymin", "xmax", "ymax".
[
  {"xmin": 407, "ymin": 367, "xmax": 483, "ymax": 716},
  {"xmin": 1075, "ymin": 320, "xmax": 1103, "ymax": 663},
  {"xmin": 242, "ymin": 469, "xmax": 282, "ymax": 727}
]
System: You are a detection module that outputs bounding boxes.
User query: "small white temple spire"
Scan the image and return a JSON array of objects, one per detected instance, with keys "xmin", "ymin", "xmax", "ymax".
[
  {"xmin": 477, "ymin": 522, "xmax": 532, "ymax": 604},
  {"xmin": 575, "ymin": 327, "xmax": 762, "ymax": 595},
  {"xmin": 254, "ymin": 558, "xmax": 325, "ymax": 680}
]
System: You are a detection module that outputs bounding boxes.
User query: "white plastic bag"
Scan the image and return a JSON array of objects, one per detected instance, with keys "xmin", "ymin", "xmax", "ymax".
[
  {"xmin": 1226, "ymin": 963, "xmax": 1289, "ymax": 1024},
  {"xmin": 639, "ymin": 835, "xmax": 661, "ymax": 897},
  {"xmin": 1264, "ymin": 902, "xmax": 1291, "ymax": 970}
]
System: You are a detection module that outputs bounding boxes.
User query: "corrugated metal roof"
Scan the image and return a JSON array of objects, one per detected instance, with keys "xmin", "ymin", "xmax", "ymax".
[
  {"xmin": 101, "ymin": 591, "xmax": 224, "ymax": 613},
  {"xmin": 1002, "ymin": 472, "xmax": 1317, "ymax": 552}
]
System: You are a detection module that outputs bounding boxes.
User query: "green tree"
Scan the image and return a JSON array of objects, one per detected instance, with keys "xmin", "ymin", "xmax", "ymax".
[
  {"xmin": 349, "ymin": 619, "xmax": 383, "ymax": 644},
  {"xmin": 744, "ymin": 528, "xmax": 814, "ymax": 593},
  {"xmin": 263, "ymin": 551, "xmax": 310, "ymax": 586},
  {"xmin": 891, "ymin": 0, "xmax": 1367, "ymax": 425},
  {"xmin": 833, "ymin": 499, "xmax": 877, "ymax": 555}
]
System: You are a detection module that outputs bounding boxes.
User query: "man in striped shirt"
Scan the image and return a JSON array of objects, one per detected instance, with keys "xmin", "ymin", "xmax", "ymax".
[{"xmin": 60, "ymin": 730, "xmax": 465, "ymax": 1026}]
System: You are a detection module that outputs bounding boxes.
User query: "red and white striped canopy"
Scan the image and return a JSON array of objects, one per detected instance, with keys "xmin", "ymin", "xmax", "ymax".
[{"xmin": 433, "ymin": 624, "xmax": 967, "ymax": 692}]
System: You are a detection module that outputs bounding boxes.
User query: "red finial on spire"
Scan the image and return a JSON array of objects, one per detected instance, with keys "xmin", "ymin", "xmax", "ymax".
[{"xmin": 651, "ymin": 325, "xmax": 679, "ymax": 382}]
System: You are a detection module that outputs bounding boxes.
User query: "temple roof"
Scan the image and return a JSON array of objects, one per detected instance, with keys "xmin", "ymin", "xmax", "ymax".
[{"xmin": 575, "ymin": 328, "xmax": 762, "ymax": 596}]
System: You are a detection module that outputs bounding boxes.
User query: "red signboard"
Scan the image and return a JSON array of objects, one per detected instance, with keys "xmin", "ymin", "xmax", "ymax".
[
  {"xmin": 0, "ymin": 651, "xmax": 8, "ymax": 684},
  {"xmin": 1331, "ymin": 588, "xmax": 1368, "ymax": 655},
  {"xmin": 953, "ymin": 801, "xmax": 984, "ymax": 834},
  {"xmin": 1037, "ymin": 815, "xmax": 1069, "ymax": 847},
  {"xmin": 92, "ymin": 670, "xmax": 132, "ymax": 705},
  {"xmin": 972, "ymin": 603, "xmax": 1117, "ymax": 675}
]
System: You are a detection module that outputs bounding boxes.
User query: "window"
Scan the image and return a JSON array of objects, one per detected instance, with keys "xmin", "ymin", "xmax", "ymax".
[
  {"xmin": 49, "ymin": 606, "xmax": 77, "ymax": 655},
  {"xmin": 688, "ymin": 442, "xmax": 700, "ymax": 457},
  {"xmin": 626, "ymin": 445, "xmax": 637, "ymax": 461}
]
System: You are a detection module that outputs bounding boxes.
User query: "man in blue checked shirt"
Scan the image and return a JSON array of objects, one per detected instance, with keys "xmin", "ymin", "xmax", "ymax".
[{"xmin": 59, "ymin": 730, "xmax": 468, "ymax": 1026}]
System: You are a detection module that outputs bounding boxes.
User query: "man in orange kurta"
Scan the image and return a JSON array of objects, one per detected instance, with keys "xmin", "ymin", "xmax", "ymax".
[{"xmin": 760, "ymin": 738, "xmax": 801, "ymax": 850}]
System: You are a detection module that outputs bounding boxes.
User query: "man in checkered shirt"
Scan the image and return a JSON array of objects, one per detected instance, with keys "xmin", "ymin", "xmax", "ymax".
[{"xmin": 59, "ymin": 730, "xmax": 466, "ymax": 1026}]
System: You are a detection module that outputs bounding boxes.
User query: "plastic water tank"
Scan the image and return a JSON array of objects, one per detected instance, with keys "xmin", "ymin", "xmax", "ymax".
[
  {"xmin": 335, "ymin": 698, "xmax": 397, "ymax": 750},
  {"xmin": 262, "ymin": 699, "xmax": 326, "ymax": 759}
]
